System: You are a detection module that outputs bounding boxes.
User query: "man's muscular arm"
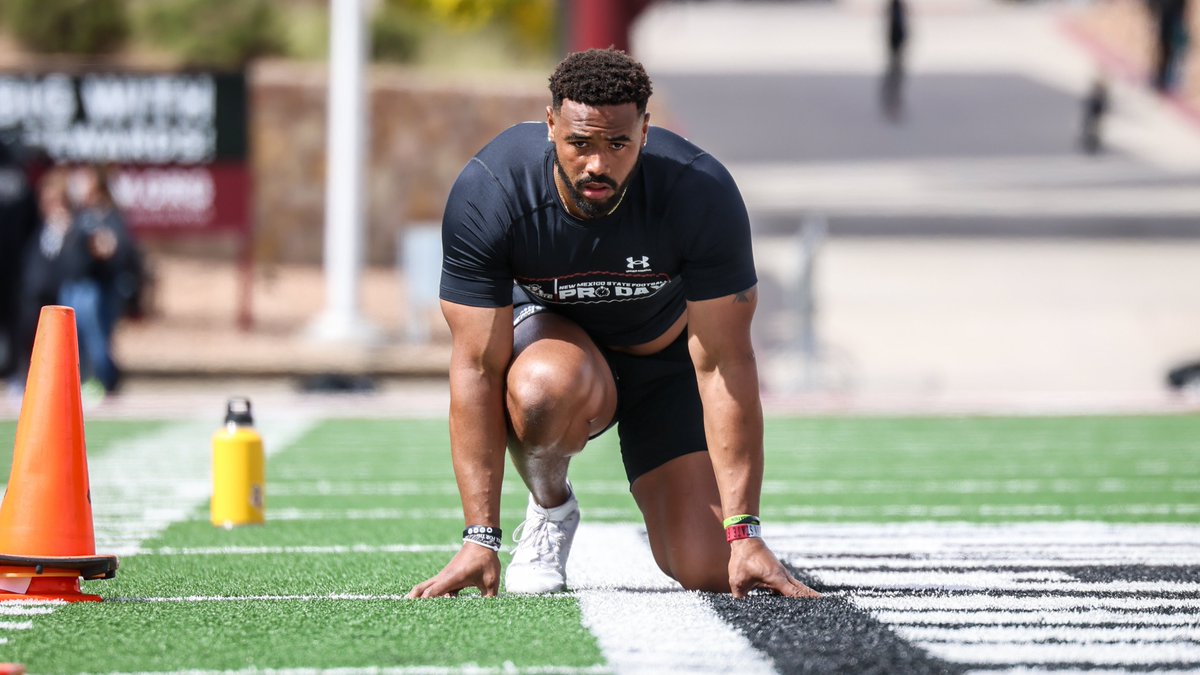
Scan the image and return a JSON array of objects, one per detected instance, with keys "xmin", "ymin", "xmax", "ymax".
[
  {"xmin": 407, "ymin": 301, "xmax": 513, "ymax": 599},
  {"xmin": 687, "ymin": 286, "xmax": 820, "ymax": 599}
]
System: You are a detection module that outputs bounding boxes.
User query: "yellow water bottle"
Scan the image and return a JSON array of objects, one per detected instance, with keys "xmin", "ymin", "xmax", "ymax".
[{"xmin": 211, "ymin": 397, "xmax": 265, "ymax": 528}]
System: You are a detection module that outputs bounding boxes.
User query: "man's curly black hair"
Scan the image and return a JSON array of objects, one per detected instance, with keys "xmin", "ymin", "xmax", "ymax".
[{"xmin": 549, "ymin": 49, "xmax": 653, "ymax": 114}]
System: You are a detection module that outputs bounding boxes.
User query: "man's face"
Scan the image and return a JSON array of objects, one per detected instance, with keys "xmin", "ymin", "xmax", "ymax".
[{"xmin": 547, "ymin": 99, "xmax": 649, "ymax": 219}]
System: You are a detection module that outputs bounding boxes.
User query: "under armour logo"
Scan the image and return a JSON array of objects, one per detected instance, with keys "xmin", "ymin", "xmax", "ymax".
[{"xmin": 626, "ymin": 256, "xmax": 650, "ymax": 270}]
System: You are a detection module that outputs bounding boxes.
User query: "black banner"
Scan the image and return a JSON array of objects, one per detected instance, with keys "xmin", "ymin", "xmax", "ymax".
[{"xmin": 0, "ymin": 71, "xmax": 247, "ymax": 165}]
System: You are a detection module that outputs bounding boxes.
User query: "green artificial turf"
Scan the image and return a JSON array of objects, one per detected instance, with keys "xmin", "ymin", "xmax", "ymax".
[{"xmin": 0, "ymin": 413, "xmax": 1196, "ymax": 672}]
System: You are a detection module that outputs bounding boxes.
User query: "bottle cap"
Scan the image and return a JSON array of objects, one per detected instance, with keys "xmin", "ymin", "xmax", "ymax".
[{"xmin": 224, "ymin": 397, "xmax": 254, "ymax": 425}]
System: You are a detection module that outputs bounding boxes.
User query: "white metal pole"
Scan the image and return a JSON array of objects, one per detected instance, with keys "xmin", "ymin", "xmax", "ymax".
[{"xmin": 309, "ymin": 0, "xmax": 379, "ymax": 343}]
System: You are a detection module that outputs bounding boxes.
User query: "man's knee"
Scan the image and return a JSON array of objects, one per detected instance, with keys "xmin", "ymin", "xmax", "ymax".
[
  {"xmin": 509, "ymin": 361, "xmax": 575, "ymax": 420},
  {"xmin": 507, "ymin": 357, "xmax": 602, "ymax": 445}
]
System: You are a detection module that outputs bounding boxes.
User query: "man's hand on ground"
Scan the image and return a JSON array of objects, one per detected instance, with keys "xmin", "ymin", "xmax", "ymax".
[
  {"xmin": 728, "ymin": 538, "xmax": 822, "ymax": 599},
  {"xmin": 406, "ymin": 543, "xmax": 501, "ymax": 599}
]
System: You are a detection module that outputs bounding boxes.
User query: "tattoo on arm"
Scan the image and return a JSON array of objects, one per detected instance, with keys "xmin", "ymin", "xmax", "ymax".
[{"xmin": 734, "ymin": 290, "xmax": 752, "ymax": 304}]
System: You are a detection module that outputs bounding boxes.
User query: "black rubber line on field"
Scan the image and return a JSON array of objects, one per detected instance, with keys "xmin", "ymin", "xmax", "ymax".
[{"xmin": 705, "ymin": 568, "xmax": 966, "ymax": 675}]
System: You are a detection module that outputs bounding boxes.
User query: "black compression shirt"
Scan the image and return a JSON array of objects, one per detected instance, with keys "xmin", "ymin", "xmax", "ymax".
[{"xmin": 439, "ymin": 122, "xmax": 756, "ymax": 347}]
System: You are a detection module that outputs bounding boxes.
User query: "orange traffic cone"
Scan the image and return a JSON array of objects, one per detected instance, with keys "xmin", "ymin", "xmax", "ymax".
[{"xmin": 0, "ymin": 306, "xmax": 117, "ymax": 602}]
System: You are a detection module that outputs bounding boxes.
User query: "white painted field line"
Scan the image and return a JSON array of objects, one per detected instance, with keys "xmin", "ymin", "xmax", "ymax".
[
  {"xmin": 89, "ymin": 666, "xmax": 611, "ymax": 675},
  {"xmin": 853, "ymin": 594, "xmax": 1200, "ymax": 612},
  {"xmin": 764, "ymin": 503, "xmax": 1200, "ymax": 518},
  {"xmin": 771, "ymin": 521, "xmax": 1200, "ymax": 541},
  {"xmin": 0, "ymin": 621, "xmax": 32, "ymax": 630},
  {"xmin": 111, "ymin": 594, "xmax": 412, "ymax": 603},
  {"xmin": 788, "ymin": 556, "xmax": 1200, "ymax": 568},
  {"xmin": 144, "ymin": 544, "xmax": 459, "ymax": 556},
  {"xmin": 924, "ymin": 641, "xmax": 1200, "ymax": 665},
  {"xmin": 967, "ymin": 669, "xmax": 1200, "ymax": 675},
  {"xmin": 771, "ymin": 522, "xmax": 1200, "ymax": 556},
  {"xmin": 874, "ymin": 609, "xmax": 1200, "ymax": 626},
  {"xmin": 0, "ymin": 605, "xmax": 57, "ymax": 615},
  {"xmin": 811, "ymin": 570, "xmax": 1200, "ymax": 593},
  {"xmin": 269, "ymin": 477, "xmax": 1200, "ymax": 497},
  {"xmin": 568, "ymin": 523, "xmax": 776, "ymax": 675},
  {"xmin": 243, "ymin": 507, "xmax": 636, "ymax": 522},
  {"xmin": 897, "ymin": 625, "xmax": 1200, "ymax": 643}
]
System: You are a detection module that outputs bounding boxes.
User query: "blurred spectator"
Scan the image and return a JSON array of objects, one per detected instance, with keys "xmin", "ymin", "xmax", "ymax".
[
  {"xmin": 59, "ymin": 164, "xmax": 141, "ymax": 397},
  {"xmin": 1150, "ymin": 0, "xmax": 1190, "ymax": 93},
  {"xmin": 1080, "ymin": 76, "xmax": 1110, "ymax": 154},
  {"xmin": 0, "ymin": 139, "xmax": 39, "ymax": 383},
  {"xmin": 10, "ymin": 169, "xmax": 73, "ymax": 393},
  {"xmin": 882, "ymin": 0, "xmax": 910, "ymax": 122}
]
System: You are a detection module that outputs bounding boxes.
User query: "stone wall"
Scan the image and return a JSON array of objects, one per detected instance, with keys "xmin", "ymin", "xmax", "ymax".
[{"xmin": 250, "ymin": 61, "xmax": 548, "ymax": 265}]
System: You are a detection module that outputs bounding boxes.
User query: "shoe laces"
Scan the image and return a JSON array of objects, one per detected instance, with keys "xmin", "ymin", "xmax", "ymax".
[{"xmin": 511, "ymin": 510, "xmax": 567, "ymax": 564}]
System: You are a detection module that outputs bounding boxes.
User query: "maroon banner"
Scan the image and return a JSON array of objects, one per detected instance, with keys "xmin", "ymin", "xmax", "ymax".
[{"xmin": 109, "ymin": 162, "xmax": 249, "ymax": 236}]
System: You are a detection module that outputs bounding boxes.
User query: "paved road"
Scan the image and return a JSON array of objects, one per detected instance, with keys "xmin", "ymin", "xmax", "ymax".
[{"xmin": 632, "ymin": 0, "xmax": 1200, "ymax": 401}]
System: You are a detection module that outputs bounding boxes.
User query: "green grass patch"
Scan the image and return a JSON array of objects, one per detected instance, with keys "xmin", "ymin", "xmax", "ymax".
[{"xmin": 8, "ymin": 596, "xmax": 602, "ymax": 672}]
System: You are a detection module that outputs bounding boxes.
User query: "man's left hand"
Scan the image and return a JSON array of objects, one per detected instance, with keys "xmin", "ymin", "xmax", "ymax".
[{"xmin": 728, "ymin": 538, "xmax": 822, "ymax": 599}]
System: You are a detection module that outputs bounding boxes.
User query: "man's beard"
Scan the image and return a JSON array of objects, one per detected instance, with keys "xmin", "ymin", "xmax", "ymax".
[{"xmin": 553, "ymin": 150, "xmax": 639, "ymax": 219}]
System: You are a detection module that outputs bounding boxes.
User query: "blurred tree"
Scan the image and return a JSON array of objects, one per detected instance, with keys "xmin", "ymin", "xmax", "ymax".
[
  {"xmin": 5, "ymin": 0, "xmax": 129, "ymax": 55},
  {"xmin": 372, "ymin": 0, "xmax": 557, "ymax": 66},
  {"xmin": 136, "ymin": 0, "xmax": 287, "ymax": 68}
]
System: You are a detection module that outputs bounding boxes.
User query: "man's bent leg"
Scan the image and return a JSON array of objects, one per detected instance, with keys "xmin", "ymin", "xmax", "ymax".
[
  {"xmin": 506, "ymin": 312, "xmax": 616, "ymax": 507},
  {"xmin": 631, "ymin": 451, "xmax": 731, "ymax": 592},
  {"xmin": 504, "ymin": 312, "xmax": 617, "ymax": 593}
]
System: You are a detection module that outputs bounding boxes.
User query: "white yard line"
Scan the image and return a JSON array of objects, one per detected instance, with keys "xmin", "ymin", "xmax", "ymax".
[
  {"xmin": 85, "ymin": 662, "xmax": 609, "ymax": 667},
  {"xmin": 111, "ymin": 594, "xmax": 412, "ymax": 603},
  {"xmin": 243, "ymin": 507, "xmax": 636, "ymax": 521},
  {"xmin": 897, "ymin": 625, "xmax": 1200, "ymax": 643},
  {"xmin": 269, "ymin": 477, "xmax": 1200, "ymax": 498},
  {"xmin": 184, "ymin": 504, "xmax": 1200, "ymax": 522},
  {"xmin": 873, "ymin": 610, "xmax": 1200, "ymax": 626},
  {"xmin": 0, "ymin": 605, "xmax": 57, "ymax": 615},
  {"xmin": 568, "ymin": 523, "xmax": 777, "ymax": 675},
  {"xmin": 809, "ymin": 570, "xmax": 1200, "ymax": 593},
  {"xmin": 771, "ymin": 522, "xmax": 1200, "ymax": 554},
  {"xmin": 144, "ymin": 544, "xmax": 459, "ymax": 556},
  {"xmin": 763, "ymin": 504, "xmax": 1200, "ymax": 518},
  {"xmin": 788, "ymin": 556, "xmax": 1200, "ymax": 568},
  {"xmin": 967, "ymin": 670, "xmax": 1200, "ymax": 675},
  {"xmin": 852, "ymin": 594, "xmax": 1200, "ymax": 612},
  {"xmin": 925, "ymin": 641, "xmax": 1200, "ymax": 665}
]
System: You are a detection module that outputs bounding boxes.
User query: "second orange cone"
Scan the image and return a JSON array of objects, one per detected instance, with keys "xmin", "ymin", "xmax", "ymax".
[{"xmin": 0, "ymin": 306, "xmax": 117, "ymax": 602}]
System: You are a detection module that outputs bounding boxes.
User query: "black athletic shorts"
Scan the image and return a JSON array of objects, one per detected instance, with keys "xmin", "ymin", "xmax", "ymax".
[{"xmin": 512, "ymin": 288, "xmax": 707, "ymax": 484}]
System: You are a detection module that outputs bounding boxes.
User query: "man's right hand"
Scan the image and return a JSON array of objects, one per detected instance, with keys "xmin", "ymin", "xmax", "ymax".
[{"xmin": 406, "ymin": 543, "xmax": 501, "ymax": 599}]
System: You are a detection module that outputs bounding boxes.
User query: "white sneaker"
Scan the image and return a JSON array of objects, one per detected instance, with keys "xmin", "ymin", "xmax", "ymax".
[{"xmin": 504, "ymin": 487, "xmax": 580, "ymax": 594}]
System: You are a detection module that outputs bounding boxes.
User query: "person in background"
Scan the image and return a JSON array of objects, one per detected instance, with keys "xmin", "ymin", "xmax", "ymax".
[
  {"xmin": 10, "ymin": 169, "xmax": 73, "ymax": 396},
  {"xmin": 0, "ymin": 139, "xmax": 39, "ymax": 384},
  {"xmin": 59, "ymin": 164, "xmax": 138, "ymax": 398},
  {"xmin": 1080, "ymin": 76, "xmax": 1110, "ymax": 155},
  {"xmin": 881, "ymin": 0, "xmax": 910, "ymax": 122}
]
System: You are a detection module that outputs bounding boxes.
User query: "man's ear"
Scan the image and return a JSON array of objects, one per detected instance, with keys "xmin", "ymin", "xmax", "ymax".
[
  {"xmin": 546, "ymin": 106, "xmax": 556, "ymax": 141},
  {"xmin": 642, "ymin": 112, "xmax": 651, "ymax": 146}
]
